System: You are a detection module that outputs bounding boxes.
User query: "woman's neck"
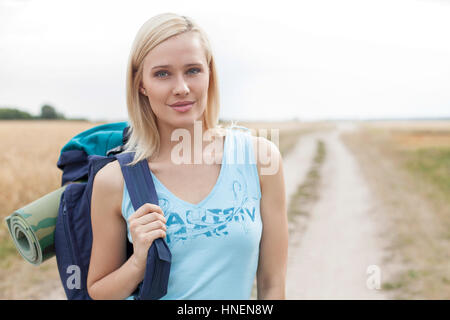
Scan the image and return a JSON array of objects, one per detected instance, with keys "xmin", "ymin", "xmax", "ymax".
[{"xmin": 152, "ymin": 118, "xmax": 219, "ymax": 165}]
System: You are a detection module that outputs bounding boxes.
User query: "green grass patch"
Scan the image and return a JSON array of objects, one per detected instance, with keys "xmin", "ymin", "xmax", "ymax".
[
  {"xmin": 288, "ymin": 140, "xmax": 326, "ymax": 221},
  {"xmin": 408, "ymin": 269, "xmax": 419, "ymax": 279},
  {"xmin": 403, "ymin": 147, "xmax": 450, "ymax": 200},
  {"xmin": 382, "ymin": 281, "xmax": 404, "ymax": 290}
]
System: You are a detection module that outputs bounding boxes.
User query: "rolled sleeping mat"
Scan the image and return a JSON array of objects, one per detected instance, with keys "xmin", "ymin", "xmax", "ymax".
[{"xmin": 4, "ymin": 185, "xmax": 67, "ymax": 265}]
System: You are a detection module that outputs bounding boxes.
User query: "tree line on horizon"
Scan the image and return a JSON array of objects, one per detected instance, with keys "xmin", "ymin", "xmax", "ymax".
[{"xmin": 0, "ymin": 105, "xmax": 87, "ymax": 121}]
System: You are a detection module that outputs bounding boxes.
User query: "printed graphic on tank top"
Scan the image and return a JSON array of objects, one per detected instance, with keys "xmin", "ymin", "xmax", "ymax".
[{"xmin": 122, "ymin": 126, "xmax": 262, "ymax": 300}]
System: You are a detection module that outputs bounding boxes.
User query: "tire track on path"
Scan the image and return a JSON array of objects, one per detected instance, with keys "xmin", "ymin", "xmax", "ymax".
[{"xmin": 285, "ymin": 124, "xmax": 389, "ymax": 299}]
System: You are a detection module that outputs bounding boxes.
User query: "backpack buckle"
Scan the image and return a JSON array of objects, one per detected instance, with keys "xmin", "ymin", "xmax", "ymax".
[{"xmin": 106, "ymin": 145, "xmax": 124, "ymax": 156}]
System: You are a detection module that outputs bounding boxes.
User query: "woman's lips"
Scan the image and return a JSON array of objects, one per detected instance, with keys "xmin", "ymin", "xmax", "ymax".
[{"xmin": 170, "ymin": 102, "xmax": 194, "ymax": 112}]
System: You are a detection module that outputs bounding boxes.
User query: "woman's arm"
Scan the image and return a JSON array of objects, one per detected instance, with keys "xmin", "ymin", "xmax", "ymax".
[
  {"xmin": 253, "ymin": 136, "xmax": 289, "ymax": 299},
  {"xmin": 86, "ymin": 160, "xmax": 146, "ymax": 300}
]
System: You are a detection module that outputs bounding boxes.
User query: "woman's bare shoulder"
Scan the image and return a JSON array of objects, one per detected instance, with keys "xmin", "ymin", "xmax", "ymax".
[
  {"xmin": 250, "ymin": 135, "xmax": 282, "ymax": 185},
  {"xmin": 92, "ymin": 160, "xmax": 124, "ymax": 217}
]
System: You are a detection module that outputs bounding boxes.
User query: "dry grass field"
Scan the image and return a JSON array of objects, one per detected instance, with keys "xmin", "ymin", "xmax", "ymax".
[{"xmin": 341, "ymin": 120, "xmax": 450, "ymax": 299}]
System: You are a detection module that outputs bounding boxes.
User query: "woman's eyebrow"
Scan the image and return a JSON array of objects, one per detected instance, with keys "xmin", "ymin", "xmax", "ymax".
[{"xmin": 151, "ymin": 63, "xmax": 202, "ymax": 70}]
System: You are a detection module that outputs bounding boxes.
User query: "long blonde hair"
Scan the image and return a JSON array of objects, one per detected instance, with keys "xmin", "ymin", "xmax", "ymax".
[{"xmin": 123, "ymin": 13, "xmax": 227, "ymax": 166}]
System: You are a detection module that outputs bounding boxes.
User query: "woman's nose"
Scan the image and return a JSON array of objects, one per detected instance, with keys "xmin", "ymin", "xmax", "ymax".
[{"xmin": 172, "ymin": 75, "xmax": 190, "ymax": 96}]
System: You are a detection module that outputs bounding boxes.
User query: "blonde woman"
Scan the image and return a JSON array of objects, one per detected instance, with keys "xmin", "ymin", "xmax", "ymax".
[{"xmin": 87, "ymin": 13, "xmax": 288, "ymax": 300}]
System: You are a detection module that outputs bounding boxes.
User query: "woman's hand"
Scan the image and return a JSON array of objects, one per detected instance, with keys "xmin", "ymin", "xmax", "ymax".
[{"xmin": 128, "ymin": 203, "xmax": 167, "ymax": 270}]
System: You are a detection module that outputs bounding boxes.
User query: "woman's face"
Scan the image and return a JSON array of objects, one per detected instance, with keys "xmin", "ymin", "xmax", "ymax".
[{"xmin": 140, "ymin": 31, "xmax": 210, "ymax": 129}]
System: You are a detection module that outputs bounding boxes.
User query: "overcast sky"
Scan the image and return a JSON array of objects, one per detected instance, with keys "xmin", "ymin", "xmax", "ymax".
[{"xmin": 1, "ymin": 0, "xmax": 449, "ymax": 122}]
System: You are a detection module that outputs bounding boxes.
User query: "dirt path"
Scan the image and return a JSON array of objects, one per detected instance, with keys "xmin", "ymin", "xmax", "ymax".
[
  {"xmin": 285, "ymin": 124, "xmax": 390, "ymax": 299},
  {"xmin": 40, "ymin": 274, "xmax": 65, "ymax": 299}
]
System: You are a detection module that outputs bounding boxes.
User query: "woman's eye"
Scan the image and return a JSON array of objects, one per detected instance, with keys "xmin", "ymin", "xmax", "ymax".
[
  {"xmin": 187, "ymin": 67, "xmax": 201, "ymax": 75},
  {"xmin": 154, "ymin": 71, "xmax": 169, "ymax": 78}
]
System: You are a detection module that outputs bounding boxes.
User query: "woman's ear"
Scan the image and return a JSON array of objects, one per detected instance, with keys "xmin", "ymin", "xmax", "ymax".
[{"xmin": 139, "ymin": 86, "xmax": 147, "ymax": 96}]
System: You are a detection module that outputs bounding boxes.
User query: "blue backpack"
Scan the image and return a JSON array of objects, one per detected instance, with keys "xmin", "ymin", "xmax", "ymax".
[{"xmin": 54, "ymin": 122, "xmax": 171, "ymax": 300}]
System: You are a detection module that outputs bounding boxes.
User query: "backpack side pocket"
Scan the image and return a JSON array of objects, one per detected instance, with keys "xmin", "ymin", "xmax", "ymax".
[{"xmin": 55, "ymin": 184, "xmax": 91, "ymax": 300}]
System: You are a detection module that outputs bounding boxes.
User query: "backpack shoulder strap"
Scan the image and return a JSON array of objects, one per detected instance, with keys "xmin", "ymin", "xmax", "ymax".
[
  {"xmin": 115, "ymin": 152, "xmax": 171, "ymax": 263},
  {"xmin": 115, "ymin": 152, "xmax": 158, "ymax": 208},
  {"xmin": 115, "ymin": 151, "xmax": 171, "ymax": 300}
]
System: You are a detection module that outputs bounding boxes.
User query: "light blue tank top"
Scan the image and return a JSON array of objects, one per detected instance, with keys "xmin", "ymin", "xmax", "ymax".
[{"xmin": 121, "ymin": 126, "xmax": 262, "ymax": 300}]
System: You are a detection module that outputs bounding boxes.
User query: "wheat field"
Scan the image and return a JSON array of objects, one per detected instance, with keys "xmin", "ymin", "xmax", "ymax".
[{"xmin": 0, "ymin": 121, "xmax": 105, "ymax": 265}]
